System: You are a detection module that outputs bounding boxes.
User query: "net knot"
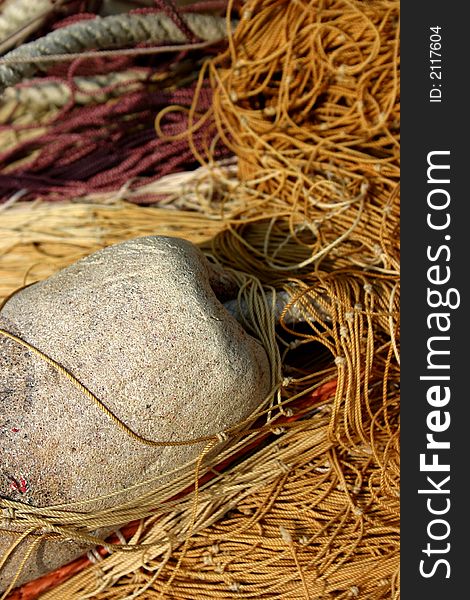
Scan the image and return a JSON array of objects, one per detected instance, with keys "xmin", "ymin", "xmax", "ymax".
[
  {"xmin": 2, "ymin": 507, "xmax": 16, "ymax": 525},
  {"xmin": 288, "ymin": 339, "xmax": 302, "ymax": 350},
  {"xmin": 349, "ymin": 586, "xmax": 360, "ymax": 597},
  {"xmin": 276, "ymin": 459, "xmax": 291, "ymax": 473},
  {"xmin": 352, "ymin": 505, "xmax": 363, "ymax": 516},
  {"xmin": 279, "ymin": 525, "xmax": 293, "ymax": 543},
  {"xmin": 360, "ymin": 181, "xmax": 369, "ymax": 195}
]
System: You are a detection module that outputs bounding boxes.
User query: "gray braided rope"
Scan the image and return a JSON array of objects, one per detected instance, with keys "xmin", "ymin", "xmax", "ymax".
[{"xmin": 0, "ymin": 13, "xmax": 231, "ymax": 93}]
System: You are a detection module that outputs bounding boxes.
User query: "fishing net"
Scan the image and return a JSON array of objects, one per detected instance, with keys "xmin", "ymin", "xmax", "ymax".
[{"xmin": 0, "ymin": 0, "xmax": 400, "ymax": 598}]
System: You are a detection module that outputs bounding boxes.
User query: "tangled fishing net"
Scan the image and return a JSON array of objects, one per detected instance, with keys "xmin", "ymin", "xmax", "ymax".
[{"xmin": 0, "ymin": 0, "xmax": 400, "ymax": 598}]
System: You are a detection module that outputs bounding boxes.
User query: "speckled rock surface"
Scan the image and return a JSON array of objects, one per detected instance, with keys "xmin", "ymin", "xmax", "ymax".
[{"xmin": 0, "ymin": 236, "xmax": 270, "ymax": 590}]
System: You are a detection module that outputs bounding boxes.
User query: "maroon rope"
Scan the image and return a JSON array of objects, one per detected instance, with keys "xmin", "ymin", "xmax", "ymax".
[
  {"xmin": 0, "ymin": 79, "xmax": 230, "ymax": 203},
  {"xmin": 151, "ymin": 1, "xmax": 199, "ymax": 43}
]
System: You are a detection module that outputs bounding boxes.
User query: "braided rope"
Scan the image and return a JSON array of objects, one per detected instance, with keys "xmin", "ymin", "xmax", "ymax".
[{"xmin": 0, "ymin": 13, "xmax": 233, "ymax": 92}]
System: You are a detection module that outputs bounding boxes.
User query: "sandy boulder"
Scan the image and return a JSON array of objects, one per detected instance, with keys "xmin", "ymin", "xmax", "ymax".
[{"xmin": 0, "ymin": 236, "xmax": 270, "ymax": 589}]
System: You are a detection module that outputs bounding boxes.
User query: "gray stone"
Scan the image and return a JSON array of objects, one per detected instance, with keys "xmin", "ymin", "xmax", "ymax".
[{"xmin": 0, "ymin": 236, "xmax": 270, "ymax": 590}]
